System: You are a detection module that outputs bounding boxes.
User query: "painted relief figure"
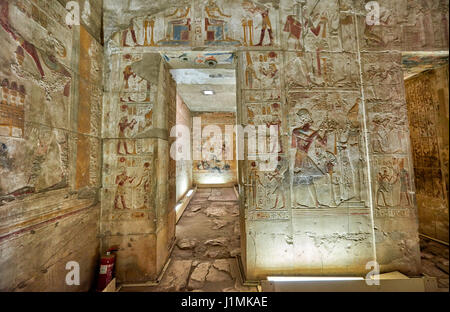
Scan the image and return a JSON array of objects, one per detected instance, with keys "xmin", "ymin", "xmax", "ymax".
[
  {"xmin": 374, "ymin": 157, "xmax": 414, "ymax": 208},
  {"xmin": 204, "ymin": 0, "xmax": 240, "ymax": 45},
  {"xmin": 122, "ymin": 21, "xmax": 138, "ymax": 46},
  {"xmin": 1, "ymin": 128, "xmax": 68, "ymax": 203},
  {"xmin": 336, "ymin": 100, "xmax": 364, "ymax": 202},
  {"xmin": 372, "ymin": 114, "xmax": 407, "ymax": 154},
  {"xmin": 246, "ymin": 101, "xmax": 283, "ymax": 154},
  {"xmin": 259, "ymin": 63, "xmax": 279, "ymax": 86},
  {"xmin": 243, "ymin": 51, "xmax": 280, "ymax": 89},
  {"xmin": 114, "ymin": 167, "xmax": 135, "ymax": 209},
  {"xmin": 397, "ymin": 159, "xmax": 411, "ymax": 206},
  {"xmin": 0, "ymin": 1, "xmax": 44, "ymax": 77},
  {"xmin": 134, "ymin": 162, "xmax": 152, "ymax": 209},
  {"xmin": 1, "ymin": 1, "xmax": 71, "ymax": 100},
  {"xmin": 284, "ymin": 14, "xmax": 303, "ymax": 49},
  {"xmin": 120, "ymin": 56, "xmax": 151, "ymax": 103},
  {"xmin": 242, "ymin": 1, "xmax": 273, "ymax": 46},
  {"xmin": 244, "ymin": 52, "xmax": 259, "ymax": 88},
  {"xmin": 117, "ymin": 117, "xmax": 137, "ymax": 155},
  {"xmin": 376, "ymin": 168, "xmax": 395, "ymax": 207},
  {"xmin": 255, "ymin": 163, "xmax": 286, "ymax": 210},
  {"xmin": 196, "ymin": 148, "xmax": 230, "ymax": 173},
  {"xmin": 161, "ymin": 7, "xmax": 191, "ymax": 44},
  {"xmin": 283, "ymin": 0, "xmax": 332, "ymax": 50},
  {"xmin": 291, "ymin": 109, "xmax": 330, "ymax": 208}
]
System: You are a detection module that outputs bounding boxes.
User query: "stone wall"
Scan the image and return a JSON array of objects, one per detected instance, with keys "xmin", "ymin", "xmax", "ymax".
[
  {"xmin": 176, "ymin": 94, "xmax": 193, "ymax": 202},
  {"xmin": 405, "ymin": 65, "xmax": 449, "ymax": 243},
  {"xmin": 192, "ymin": 112, "xmax": 237, "ymax": 186},
  {"xmin": 0, "ymin": 0, "xmax": 103, "ymax": 291},
  {"xmin": 102, "ymin": 0, "xmax": 448, "ymax": 282}
]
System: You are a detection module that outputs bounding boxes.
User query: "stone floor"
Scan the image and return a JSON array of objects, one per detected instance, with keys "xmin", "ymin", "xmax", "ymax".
[
  {"xmin": 121, "ymin": 187, "xmax": 256, "ymax": 292},
  {"xmin": 420, "ymin": 237, "xmax": 449, "ymax": 290}
]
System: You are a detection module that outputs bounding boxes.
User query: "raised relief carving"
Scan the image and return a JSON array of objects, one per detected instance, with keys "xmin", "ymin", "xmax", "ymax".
[
  {"xmin": 286, "ymin": 52, "xmax": 359, "ymax": 89},
  {"xmin": 289, "ymin": 92, "xmax": 366, "ymax": 209},
  {"xmin": 374, "ymin": 157, "xmax": 413, "ymax": 208},
  {"xmin": 243, "ymin": 51, "xmax": 280, "ymax": 89}
]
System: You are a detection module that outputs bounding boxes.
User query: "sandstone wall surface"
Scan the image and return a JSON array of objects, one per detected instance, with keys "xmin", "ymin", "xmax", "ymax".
[
  {"xmin": 0, "ymin": 0, "xmax": 103, "ymax": 291},
  {"xmin": 192, "ymin": 112, "xmax": 237, "ymax": 186},
  {"xmin": 176, "ymin": 94, "xmax": 193, "ymax": 202},
  {"xmin": 405, "ymin": 65, "xmax": 449, "ymax": 243}
]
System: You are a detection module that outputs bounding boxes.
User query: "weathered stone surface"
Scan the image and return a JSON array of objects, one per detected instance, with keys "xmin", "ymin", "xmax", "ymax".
[
  {"xmin": 213, "ymin": 259, "xmax": 231, "ymax": 273},
  {"xmin": 230, "ymin": 248, "xmax": 241, "ymax": 257},
  {"xmin": 188, "ymin": 262, "xmax": 210, "ymax": 290},
  {"xmin": 208, "ymin": 188, "xmax": 238, "ymax": 201},
  {"xmin": 158, "ymin": 260, "xmax": 192, "ymax": 291},
  {"xmin": 422, "ymin": 259, "xmax": 449, "ymax": 278},
  {"xmin": 233, "ymin": 221, "xmax": 240, "ymax": 236},
  {"xmin": 177, "ymin": 239, "xmax": 197, "ymax": 250},
  {"xmin": 205, "ymin": 206, "xmax": 228, "ymax": 217},
  {"xmin": 204, "ymin": 249, "xmax": 231, "ymax": 259},
  {"xmin": 0, "ymin": 0, "xmax": 103, "ymax": 291},
  {"xmin": 185, "ymin": 211, "xmax": 201, "ymax": 217},
  {"xmin": 205, "ymin": 237, "xmax": 229, "ymax": 247},
  {"xmin": 190, "ymin": 205, "xmax": 203, "ymax": 212},
  {"xmin": 405, "ymin": 66, "xmax": 449, "ymax": 244},
  {"xmin": 175, "ymin": 95, "xmax": 193, "ymax": 203},
  {"xmin": 191, "ymin": 197, "xmax": 209, "ymax": 203},
  {"xmin": 212, "ymin": 219, "xmax": 229, "ymax": 230},
  {"xmin": 206, "ymin": 267, "xmax": 232, "ymax": 282},
  {"xmin": 436, "ymin": 261, "xmax": 449, "ymax": 274}
]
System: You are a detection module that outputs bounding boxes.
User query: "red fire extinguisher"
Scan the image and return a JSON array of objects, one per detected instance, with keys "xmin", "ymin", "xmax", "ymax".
[{"xmin": 96, "ymin": 247, "xmax": 118, "ymax": 292}]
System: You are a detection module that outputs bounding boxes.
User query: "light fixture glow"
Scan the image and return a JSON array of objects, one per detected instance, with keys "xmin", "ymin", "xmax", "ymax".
[
  {"xmin": 200, "ymin": 176, "xmax": 226, "ymax": 184},
  {"xmin": 267, "ymin": 276, "xmax": 364, "ymax": 282},
  {"xmin": 186, "ymin": 189, "xmax": 194, "ymax": 197},
  {"xmin": 202, "ymin": 90, "xmax": 214, "ymax": 95}
]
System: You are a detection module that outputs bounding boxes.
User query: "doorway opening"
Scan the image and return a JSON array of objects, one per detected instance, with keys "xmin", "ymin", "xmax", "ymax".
[{"xmin": 132, "ymin": 51, "xmax": 250, "ymax": 292}]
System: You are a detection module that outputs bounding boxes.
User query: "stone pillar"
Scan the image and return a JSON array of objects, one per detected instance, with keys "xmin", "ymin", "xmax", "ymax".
[{"xmin": 101, "ymin": 53, "xmax": 176, "ymax": 283}]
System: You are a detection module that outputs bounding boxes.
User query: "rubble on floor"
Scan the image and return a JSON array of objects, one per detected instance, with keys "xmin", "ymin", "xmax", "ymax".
[{"xmin": 121, "ymin": 187, "xmax": 255, "ymax": 292}]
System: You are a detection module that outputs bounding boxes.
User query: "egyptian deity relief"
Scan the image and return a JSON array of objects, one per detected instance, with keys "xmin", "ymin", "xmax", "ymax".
[
  {"xmin": 289, "ymin": 92, "xmax": 367, "ymax": 209},
  {"xmin": 111, "ymin": 0, "xmax": 280, "ymax": 48}
]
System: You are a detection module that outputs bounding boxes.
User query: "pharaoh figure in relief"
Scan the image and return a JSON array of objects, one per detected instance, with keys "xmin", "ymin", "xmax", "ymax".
[
  {"xmin": 282, "ymin": 0, "xmax": 340, "ymax": 51},
  {"xmin": 120, "ymin": 55, "xmax": 152, "ymax": 103},
  {"xmin": 134, "ymin": 162, "xmax": 153, "ymax": 210},
  {"xmin": 291, "ymin": 109, "xmax": 331, "ymax": 208},
  {"xmin": 336, "ymin": 100, "xmax": 364, "ymax": 203},
  {"xmin": 256, "ymin": 161, "xmax": 287, "ymax": 210},
  {"xmin": 375, "ymin": 157, "xmax": 413, "ymax": 208},
  {"xmin": 242, "ymin": 1, "xmax": 274, "ymax": 46},
  {"xmin": 290, "ymin": 94, "xmax": 366, "ymax": 209},
  {"xmin": 204, "ymin": 0, "xmax": 238, "ymax": 45}
]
